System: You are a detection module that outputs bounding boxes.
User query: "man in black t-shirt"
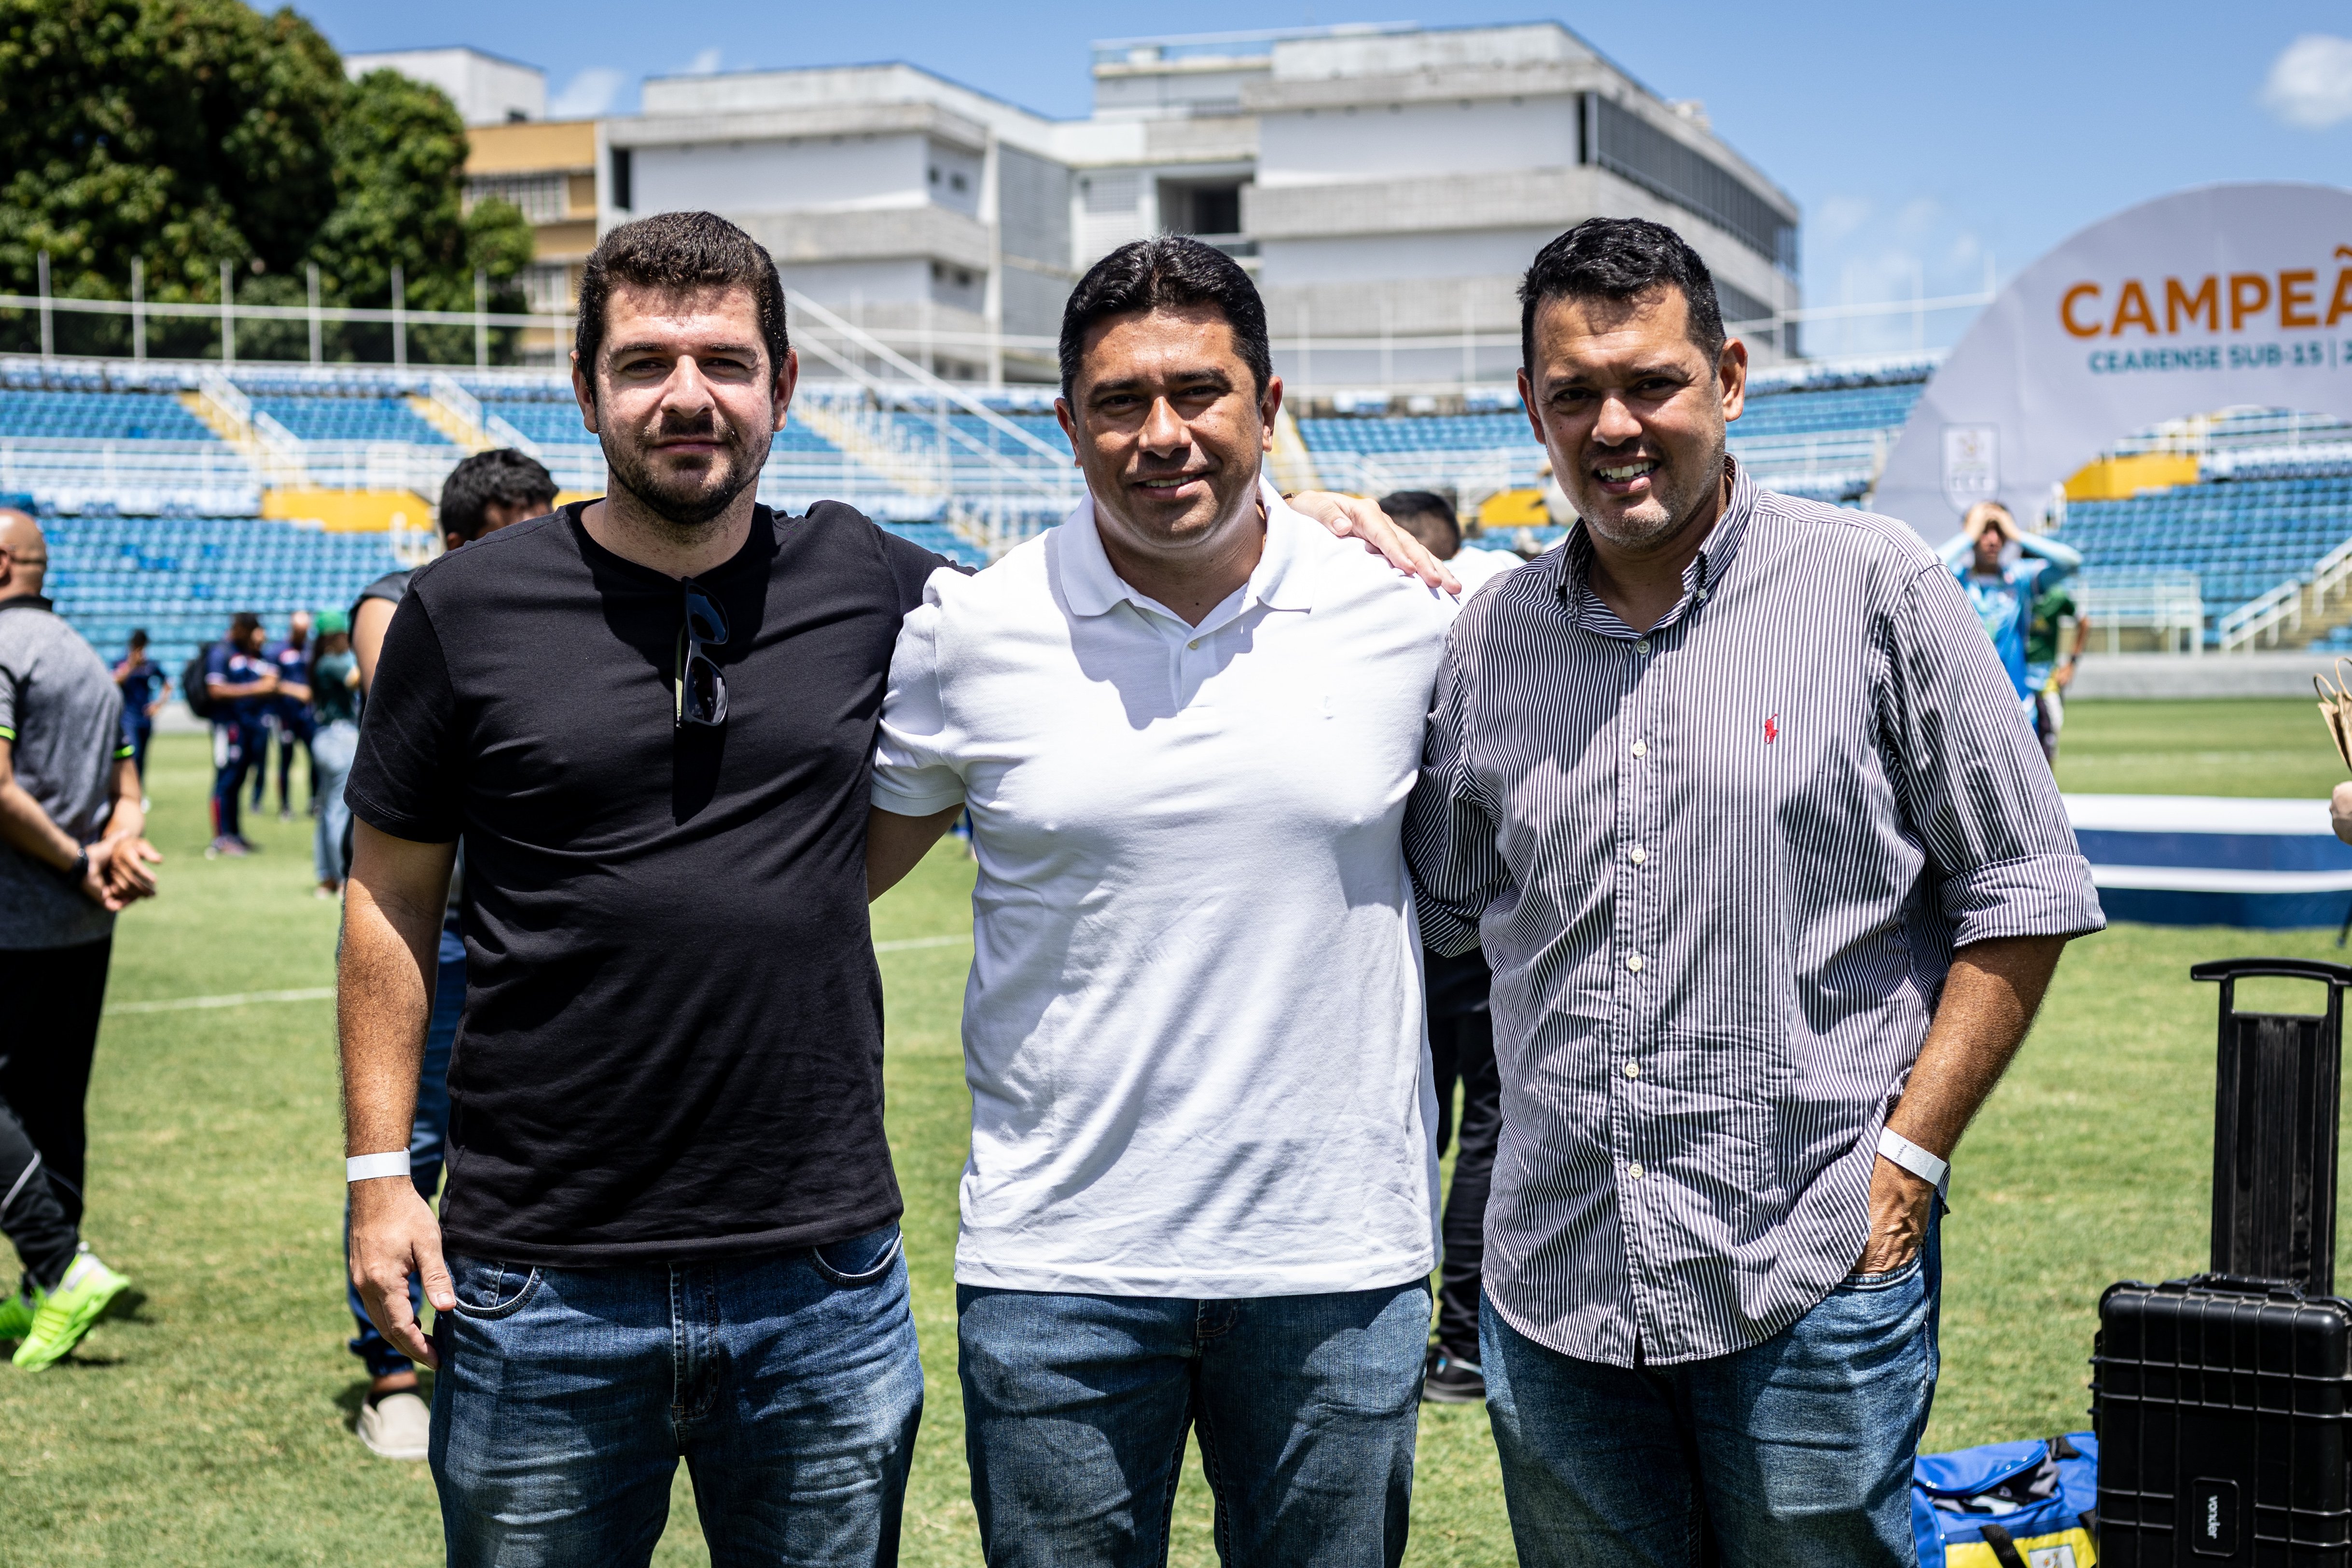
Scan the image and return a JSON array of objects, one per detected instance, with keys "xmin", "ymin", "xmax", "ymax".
[{"xmin": 341, "ymin": 216, "xmax": 947, "ymax": 1562}]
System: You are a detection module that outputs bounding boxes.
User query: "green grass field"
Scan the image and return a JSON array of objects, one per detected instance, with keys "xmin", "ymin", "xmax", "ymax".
[{"xmin": 3, "ymin": 699, "xmax": 2347, "ymax": 1564}]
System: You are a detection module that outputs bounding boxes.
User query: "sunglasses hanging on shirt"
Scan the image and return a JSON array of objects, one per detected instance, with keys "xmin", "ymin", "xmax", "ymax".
[{"xmin": 676, "ymin": 578, "xmax": 729, "ymax": 728}]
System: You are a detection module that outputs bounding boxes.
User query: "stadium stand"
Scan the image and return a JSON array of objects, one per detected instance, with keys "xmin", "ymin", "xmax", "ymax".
[
  {"xmin": 15, "ymin": 339, "xmax": 2351, "ymax": 664},
  {"xmin": 42, "ymin": 515, "xmax": 409, "ymax": 677},
  {"xmin": 251, "ymin": 396, "xmax": 448, "ymax": 446},
  {"xmin": 0, "ymin": 390, "xmax": 217, "ymax": 443}
]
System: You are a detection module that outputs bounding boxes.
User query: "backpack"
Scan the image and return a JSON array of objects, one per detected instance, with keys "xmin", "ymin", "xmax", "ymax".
[
  {"xmin": 182, "ymin": 646, "xmax": 218, "ymax": 721},
  {"xmin": 1912, "ymin": 1431, "xmax": 2098, "ymax": 1567}
]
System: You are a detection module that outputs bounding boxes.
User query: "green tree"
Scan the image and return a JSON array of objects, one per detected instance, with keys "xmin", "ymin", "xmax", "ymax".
[
  {"xmin": 305, "ymin": 68, "xmax": 533, "ymax": 318},
  {"xmin": 0, "ymin": 0, "xmax": 536, "ymax": 361},
  {"xmin": 0, "ymin": 0, "xmax": 344, "ymax": 301}
]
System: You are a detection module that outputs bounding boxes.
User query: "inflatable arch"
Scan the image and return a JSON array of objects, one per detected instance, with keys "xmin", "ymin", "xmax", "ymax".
[{"xmin": 1873, "ymin": 182, "xmax": 2352, "ymax": 537}]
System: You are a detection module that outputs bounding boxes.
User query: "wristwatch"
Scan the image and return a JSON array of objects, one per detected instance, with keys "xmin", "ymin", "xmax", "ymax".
[{"xmin": 62, "ymin": 846, "xmax": 90, "ymax": 886}]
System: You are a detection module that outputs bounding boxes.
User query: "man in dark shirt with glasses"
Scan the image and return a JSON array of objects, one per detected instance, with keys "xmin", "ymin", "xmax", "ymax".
[{"xmin": 339, "ymin": 214, "xmax": 951, "ymax": 1564}]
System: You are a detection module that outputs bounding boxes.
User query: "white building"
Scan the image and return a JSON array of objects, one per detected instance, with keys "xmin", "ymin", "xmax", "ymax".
[
  {"xmin": 373, "ymin": 22, "xmax": 1801, "ymax": 390},
  {"xmin": 345, "ymin": 46, "xmax": 547, "ymax": 127}
]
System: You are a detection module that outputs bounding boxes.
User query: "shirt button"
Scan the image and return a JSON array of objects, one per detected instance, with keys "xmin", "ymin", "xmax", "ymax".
[
  {"xmin": 1630, "ymin": 739, "xmax": 1647, "ymax": 758},
  {"xmin": 1626, "ymin": 954, "xmax": 1643, "ymax": 972},
  {"xmin": 1629, "ymin": 844, "xmax": 1647, "ymax": 865},
  {"xmin": 1623, "ymin": 1060, "xmax": 1641, "ymax": 1078},
  {"xmin": 1628, "ymin": 1162, "xmax": 1645, "ymax": 1180},
  {"xmin": 1187, "ymin": 638, "xmax": 1200, "ymax": 649},
  {"xmin": 1636, "ymin": 638, "xmax": 1651, "ymax": 654}
]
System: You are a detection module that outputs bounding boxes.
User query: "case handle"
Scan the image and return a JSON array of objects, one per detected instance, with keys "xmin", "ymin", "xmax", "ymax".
[{"xmin": 2191, "ymin": 957, "xmax": 2352, "ymax": 988}]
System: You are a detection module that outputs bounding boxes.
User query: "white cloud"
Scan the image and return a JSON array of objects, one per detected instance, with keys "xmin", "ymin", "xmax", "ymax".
[
  {"xmin": 682, "ymin": 47, "xmax": 723, "ymax": 75},
  {"xmin": 550, "ymin": 67, "xmax": 624, "ymax": 118},
  {"xmin": 2260, "ymin": 34, "xmax": 2352, "ymax": 129},
  {"xmin": 1814, "ymin": 195, "xmax": 1873, "ymax": 244}
]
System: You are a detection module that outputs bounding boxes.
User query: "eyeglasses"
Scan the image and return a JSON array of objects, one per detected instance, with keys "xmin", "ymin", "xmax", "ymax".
[{"xmin": 675, "ymin": 579, "xmax": 729, "ymax": 728}]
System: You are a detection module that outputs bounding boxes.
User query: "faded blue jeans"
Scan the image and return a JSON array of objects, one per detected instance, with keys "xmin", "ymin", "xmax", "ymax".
[
  {"xmin": 1481, "ymin": 1221, "xmax": 1939, "ymax": 1568},
  {"xmin": 431, "ymin": 1222, "xmax": 923, "ymax": 1568},
  {"xmin": 957, "ymin": 1280, "xmax": 1430, "ymax": 1568}
]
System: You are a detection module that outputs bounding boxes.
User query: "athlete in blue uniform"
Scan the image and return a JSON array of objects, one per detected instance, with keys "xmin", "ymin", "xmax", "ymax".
[
  {"xmin": 112, "ymin": 629, "xmax": 169, "ymax": 793},
  {"xmin": 203, "ymin": 614, "xmax": 278, "ymax": 856},
  {"xmin": 1938, "ymin": 500, "xmax": 2082, "ymax": 731},
  {"xmin": 259, "ymin": 614, "xmax": 314, "ymax": 819}
]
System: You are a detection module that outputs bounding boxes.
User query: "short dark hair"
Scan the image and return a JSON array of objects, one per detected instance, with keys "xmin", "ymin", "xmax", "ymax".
[
  {"xmin": 1379, "ymin": 489, "xmax": 1458, "ymax": 537},
  {"xmin": 1519, "ymin": 218, "xmax": 1726, "ymax": 375},
  {"xmin": 128, "ymin": 628, "xmax": 147, "ymax": 647},
  {"xmin": 229, "ymin": 612, "xmax": 262, "ymax": 639},
  {"xmin": 575, "ymin": 211, "xmax": 790, "ymax": 400},
  {"xmin": 1059, "ymin": 236, "xmax": 1273, "ymax": 401},
  {"xmin": 440, "ymin": 448, "xmax": 557, "ymax": 541}
]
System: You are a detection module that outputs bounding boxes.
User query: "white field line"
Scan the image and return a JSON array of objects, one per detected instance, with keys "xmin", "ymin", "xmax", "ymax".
[{"xmin": 104, "ymin": 933, "xmax": 973, "ymax": 1016}]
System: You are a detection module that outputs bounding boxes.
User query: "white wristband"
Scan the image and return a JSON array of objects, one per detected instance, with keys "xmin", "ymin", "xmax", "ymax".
[
  {"xmin": 346, "ymin": 1152, "xmax": 412, "ymax": 1182},
  {"xmin": 1877, "ymin": 1128, "xmax": 1949, "ymax": 1193}
]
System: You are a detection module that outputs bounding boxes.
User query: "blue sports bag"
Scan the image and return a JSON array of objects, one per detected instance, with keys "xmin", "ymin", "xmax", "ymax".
[{"xmin": 1912, "ymin": 1431, "xmax": 2098, "ymax": 1567}]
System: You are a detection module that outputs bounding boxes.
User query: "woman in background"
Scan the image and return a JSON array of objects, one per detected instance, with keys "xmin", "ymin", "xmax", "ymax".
[{"xmin": 306, "ymin": 611, "xmax": 361, "ymax": 897}]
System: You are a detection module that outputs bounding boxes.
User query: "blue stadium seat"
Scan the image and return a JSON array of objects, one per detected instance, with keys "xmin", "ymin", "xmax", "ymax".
[{"xmin": 42, "ymin": 516, "xmax": 408, "ymax": 679}]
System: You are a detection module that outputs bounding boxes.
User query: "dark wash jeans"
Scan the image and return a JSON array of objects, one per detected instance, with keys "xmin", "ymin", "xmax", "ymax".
[
  {"xmin": 1481, "ymin": 1220, "xmax": 1940, "ymax": 1568},
  {"xmin": 958, "ymin": 1280, "xmax": 1430, "ymax": 1568},
  {"xmin": 430, "ymin": 1223, "xmax": 923, "ymax": 1568}
]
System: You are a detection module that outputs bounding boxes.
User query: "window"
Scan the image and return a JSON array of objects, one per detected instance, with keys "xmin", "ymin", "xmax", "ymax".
[
  {"xmin": 521, "ymin": 263, "xmax": 572, "ymax": 312},
  {"xmin": 930, "ymin": 167, "xmax": 941, "ymax": 184},
  {"xmin": 464, "ymin": 173, "xmax": 568, "ymax": 224},
  {"xmin": 1581, "ymin": 95, "xmax": 1795, "ymax": 274},
  {"xmin": 950, "ymin": 172, "xmax": 968, "ymax": 193},
  {"xmin": 611, "ymin": 148, "xmax": 633, "ymax": 212}
]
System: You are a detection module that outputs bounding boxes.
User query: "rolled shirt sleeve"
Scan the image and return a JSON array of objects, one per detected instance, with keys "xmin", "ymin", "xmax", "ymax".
[
  {"xmin": 1881, "ymin": 559, "xmax": 2106, "ymax": 947},
  {"xmin": 870, "ymin": 570, "xmax": 970, "ymax": 818}
]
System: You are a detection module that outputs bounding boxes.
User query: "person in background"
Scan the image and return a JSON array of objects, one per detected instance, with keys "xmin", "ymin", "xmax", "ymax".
[
  {"xmin": 0, "ymin": 508, "xmax": 159, "ymax": 1371},
  {"xmin": 203, "ymin": 612, "xmax": 277, "ymax": 858},
  {"xmin": 2026, "ymin": 576, "xmax": 2088, "ymax": 766},
  {"xmin": 263, "ymin": 611, "xmax": 315, "ymax": 820},
  {"xmin": 1371, "ymin": 493, "xmax": 1504, "ymax": 1406},
  {"xmin": 337, "ymin": 446, "xmax": 554, "ymax": 1462},
  {"xmin": 1382, "ymin": 488, "xmax": 1522, "ymax": 595},
  {"xmin": 111, "ymin": 630, "xmax": 168, "ymax": 803},
  {"xmin": 1938, "ymin": 501, "xmax": 2082, "ymax": 746},
  {"xmin": 307, "ymin": 611, "xmax": 361, "ymax": 899}
]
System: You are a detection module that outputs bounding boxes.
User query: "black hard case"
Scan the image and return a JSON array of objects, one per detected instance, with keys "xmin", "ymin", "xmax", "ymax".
[{"xmin": 2095, "ymin": 959, "xmax": 2352, "ymax": 1567}]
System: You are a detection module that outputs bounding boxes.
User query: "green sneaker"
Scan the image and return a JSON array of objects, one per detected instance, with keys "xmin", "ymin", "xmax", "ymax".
[
  {"xmin": 12, "ymin": 1254, "xmax": 128, "ymax": 1371},
  {"xmin": 0, "ymin": 1286, "xmax": 35, "ymax": 1343}
]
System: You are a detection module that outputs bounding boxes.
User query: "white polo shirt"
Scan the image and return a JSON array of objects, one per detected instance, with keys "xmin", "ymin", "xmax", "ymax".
[{"xmin": 873, "ymin": 481, "xmax": 1456, "ymax": 1298}]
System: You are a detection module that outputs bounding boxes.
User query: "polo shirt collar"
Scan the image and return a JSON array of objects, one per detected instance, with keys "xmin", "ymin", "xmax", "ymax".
[
  {"xmin": 0, "ymin": 595, "xmax": 54, "ymax": 614},
  {"xmin": 1061, "ymin": 475, "xmax": 1315, "ymax": 621},
  {"xmin": 1552, "ymin": 454, "xmax": 1757, "ymax": 636}
]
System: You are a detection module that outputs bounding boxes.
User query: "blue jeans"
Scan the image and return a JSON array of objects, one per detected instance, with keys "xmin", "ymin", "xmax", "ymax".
[
  {"xmin": 958, "ymin": 1281, "xmax": 1430, "ymax": 1568},
  {"xmin": 431, "ymin": 1223, "xmax": 923, "ymax": 1568},
  {"xmin": 1481, "ymin": 1222, "xmax": 1939, "ymax": 1568},
  {"xmin": 311, "ymin": 718, "xmax": 356, "ymax": 885},
  {"xmin": 345, "ymin": 914, "xmax": 462, "ymax": 1379}
]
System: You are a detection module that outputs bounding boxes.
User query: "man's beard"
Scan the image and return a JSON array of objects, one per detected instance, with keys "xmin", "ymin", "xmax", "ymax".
[{"xmin": 602, "ymin": 412, "xmax": 765, "ymax": 528}]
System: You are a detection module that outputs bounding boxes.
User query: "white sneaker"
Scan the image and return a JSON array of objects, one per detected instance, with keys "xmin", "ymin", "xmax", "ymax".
[{"xmin": 355, "ymin": 1389, "xmax": 431, "ymax": 1460}]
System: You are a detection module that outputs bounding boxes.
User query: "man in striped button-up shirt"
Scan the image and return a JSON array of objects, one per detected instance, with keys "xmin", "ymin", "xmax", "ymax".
[{"xmin": 1404, "ymin": 219, "xmax": 2105, "ymax": 1567}]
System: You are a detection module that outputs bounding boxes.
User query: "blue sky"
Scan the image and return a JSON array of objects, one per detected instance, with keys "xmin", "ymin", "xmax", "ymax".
[{"xmin": 303, "ymin": 1, "xmax": 2352, "ymax": 355}]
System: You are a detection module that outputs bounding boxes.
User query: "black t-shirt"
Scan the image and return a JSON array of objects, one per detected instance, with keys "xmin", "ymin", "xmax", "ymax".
[{"xmin": 346, "ymin": 501, "xmax": 952, "ymax": 1266}]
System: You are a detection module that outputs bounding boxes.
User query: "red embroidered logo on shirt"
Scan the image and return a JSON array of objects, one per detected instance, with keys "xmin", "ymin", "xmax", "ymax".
[{"xmin": 1764, "ymin": 714, "xmax": 1779, "ymax": 744}]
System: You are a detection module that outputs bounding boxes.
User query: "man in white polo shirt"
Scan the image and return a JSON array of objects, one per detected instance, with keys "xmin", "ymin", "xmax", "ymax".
[{"xmin": 866, "ymin": 236, "xmax": 1454, "ymax": 1567}]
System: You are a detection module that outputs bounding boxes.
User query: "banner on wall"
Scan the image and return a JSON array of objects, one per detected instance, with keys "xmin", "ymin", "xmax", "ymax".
[{"xmin": 1873, "ymin": 182, "xmax": 2352, "ymax": 538}]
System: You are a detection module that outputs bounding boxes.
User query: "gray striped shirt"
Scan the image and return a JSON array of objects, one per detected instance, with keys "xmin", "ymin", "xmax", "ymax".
[{"xmin": 1404, "ymin": 461, "xmax": 2103, "ymax": 1367}]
